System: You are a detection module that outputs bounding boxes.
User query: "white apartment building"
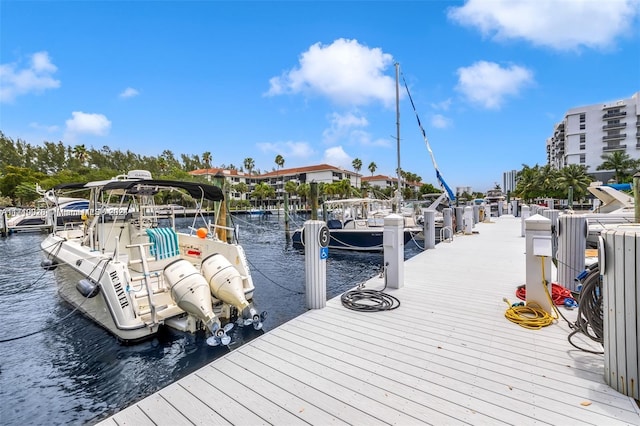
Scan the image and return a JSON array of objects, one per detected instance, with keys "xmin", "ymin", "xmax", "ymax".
[
  {"xmin": 190, "ymin": 164, "xmax": 359, "ymax": 203},
  {"xmin": 547, "ymin": 91, "xmax": 640, "ymax": 181}
]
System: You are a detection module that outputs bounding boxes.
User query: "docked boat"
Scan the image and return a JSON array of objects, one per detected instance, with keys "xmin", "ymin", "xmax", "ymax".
[
  {"xmin": 40, "ymin": 170, "xmax": 265, "ymax": 346},
  {"xmin": 5, "ymin": 185, "xmax": 90, "ymax": 231},
  {"xmin": 582, "ymin": 181, "xmax": 635, "ymax": 246},
  {"xmin": 291, "ymin": 198, "xmax": 423, "ymax": 252}
]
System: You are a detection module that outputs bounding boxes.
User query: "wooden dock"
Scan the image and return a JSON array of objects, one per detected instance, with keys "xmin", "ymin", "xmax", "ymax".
[{"xmin": 97, "ymin": 215, "xmax": 640, "ymax": 425}]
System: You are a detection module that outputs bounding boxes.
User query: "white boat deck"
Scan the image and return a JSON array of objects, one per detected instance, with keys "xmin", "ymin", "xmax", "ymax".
[{"xmin": 97, "ymin": 215, "xmax": 640, "ymax": 425}]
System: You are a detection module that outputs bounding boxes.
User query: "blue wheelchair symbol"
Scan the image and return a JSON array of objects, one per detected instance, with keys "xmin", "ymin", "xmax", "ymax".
[{"xmin": 320, "ymin": 247, "xmax": 329, "ymax": 259}]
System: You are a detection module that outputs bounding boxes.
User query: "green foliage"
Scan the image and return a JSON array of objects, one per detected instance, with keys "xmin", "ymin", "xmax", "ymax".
[
  {"xmin": 597, "ymin": 151, "xmax": 640, "ymax": 183},
  {"xmin": 514, "ymin": 163, "xmax": 593, "ymax": 202}
]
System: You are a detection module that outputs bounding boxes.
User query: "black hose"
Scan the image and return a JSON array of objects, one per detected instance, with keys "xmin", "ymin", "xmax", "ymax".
[{"xmin": 568, "ymin": 263, "xmax": 603, "ymax": 354}]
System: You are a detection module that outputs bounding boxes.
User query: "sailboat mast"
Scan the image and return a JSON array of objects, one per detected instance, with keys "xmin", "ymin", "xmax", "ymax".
[{"xmin": 395, "ymin": 62, "xmax": 401, "ymax": 210}]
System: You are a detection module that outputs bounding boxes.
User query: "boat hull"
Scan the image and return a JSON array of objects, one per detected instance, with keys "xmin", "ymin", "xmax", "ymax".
[{"xmin": 292, "ymin": 228, "xmax": 416, "ymax": 252}]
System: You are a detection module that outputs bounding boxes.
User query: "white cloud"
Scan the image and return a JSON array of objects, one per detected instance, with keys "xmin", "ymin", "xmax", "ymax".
[
  {"xmin": 29, "ymin": 122, "xmax": 59, "ymax": 133},
  {"xmin": 64, "ymin": 111, "xmax": 111, "ymax": 140},
  {"xmin": 322, "ymin": 111, "xmax": 369, "ymax": 144},
  {"xmin": 430, "ymin": 98, "xmax": 452, "ymax": 111},
  {"xmin": 455, "ymin": 61, "xmax": 534, "ymax": 109},
  {"xmin": 431, "ymin": 114, "xmax": 452, "ymax": 129},
  {"xmin": 265, "ymin": 38, "xmax": 396, "ymax": 107},
  {"xmin": 448, "ymin": 0, "xmax": 639, "ymax": 50},
  {"xmin": 119, "ymin": 87, "xmax": 139, "ymax": 98},
  {"xmin": 0, "ymin": 51, "xmax": 61, "ymax": 103},
  {"xmin": 256, "ymin": 140, "xmax": 315, "ymax": 160},
  {"xmin": 322, "ymin": 146, "xmax": 351, "ymax": 168}
]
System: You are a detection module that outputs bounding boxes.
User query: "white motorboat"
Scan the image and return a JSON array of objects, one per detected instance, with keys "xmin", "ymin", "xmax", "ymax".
[
  {"xmin": 40, "ymin": 170, "xmax": 265, "ymax": 346},
  {"xmin": 581, "ymin": 182, "xmax": 636, "ymax": 247}
]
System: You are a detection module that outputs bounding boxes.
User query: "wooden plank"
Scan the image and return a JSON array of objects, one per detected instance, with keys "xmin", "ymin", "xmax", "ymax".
[
  {"xmin": 109, "ymin": 405, "xmax": 155, "ymax": 426},
  {"xmin": 156, "ymin": 382, "xmax": 232, "ymax": 425},
  {"xmin": 178, "ymin": 374, "xmax": 268, "ymax": 425},
  {"xmin": 214, "ymin": 356, "xmax": 348, "ymax": 425},
  {"xmin": 196, "ymin": 362, "xmax": 308, "ymax": 425}
]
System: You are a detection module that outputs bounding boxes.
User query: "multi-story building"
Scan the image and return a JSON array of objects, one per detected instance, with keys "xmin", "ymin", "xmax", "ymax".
[
  {"xmin": 361, "ymin": 175, "xmax": 423, "ymax": 195},
  {"xmin": 502, "ymin": 170, "xmax": 517, "ymax": 194},
  {"xmin": 189, "ymin": 163, "xmax": 360, "ymax": 204},
  {"xmin": 547, "ymin": 91, "xmax": 640, "ymax": 181}
]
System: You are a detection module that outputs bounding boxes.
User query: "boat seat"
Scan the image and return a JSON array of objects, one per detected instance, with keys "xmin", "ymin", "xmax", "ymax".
[{"xmin": 327, "ymin": 219, "xmax": 343, "ymax": 229}]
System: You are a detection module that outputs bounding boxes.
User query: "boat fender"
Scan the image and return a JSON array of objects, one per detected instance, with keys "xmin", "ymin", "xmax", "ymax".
[
  {"xmin": 77, "ymin": 279, "xmax": 100, "ymax": 298},
  {"xmin": 41, "ymin": 259, "xmax": 58, "ymax": 271}
]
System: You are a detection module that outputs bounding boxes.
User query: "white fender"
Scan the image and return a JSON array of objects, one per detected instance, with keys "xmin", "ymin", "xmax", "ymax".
[{"xmin": 201, "ymin": 253, "xmax": 250, "ymax": 311}]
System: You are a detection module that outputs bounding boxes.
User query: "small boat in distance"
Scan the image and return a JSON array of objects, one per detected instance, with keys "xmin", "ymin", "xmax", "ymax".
[{"xmin": 40, "ymin": 170, "xmax": 265, "ymax": 346}]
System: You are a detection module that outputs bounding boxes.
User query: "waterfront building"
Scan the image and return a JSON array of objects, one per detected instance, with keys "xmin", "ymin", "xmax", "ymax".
[
  {"xmin": 547, "ymin": 91, "xmax": 640, "ymax": 182},
  {"xmin": 503, "ymin": 170, "xmax": 517, "ymax": 194},
  {"xmin": 189, "ymin": 163, "xmax": 360, "ymax": 205}
]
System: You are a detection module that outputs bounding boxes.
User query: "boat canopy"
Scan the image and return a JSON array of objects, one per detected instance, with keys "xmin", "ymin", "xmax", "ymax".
[
  {"xmin": 101, "ymin": 180, "xmax": 224, "ymax": 201},
  {"xmin": 53, "ymin": 179, "xmax": 224, "ymax": 201}
]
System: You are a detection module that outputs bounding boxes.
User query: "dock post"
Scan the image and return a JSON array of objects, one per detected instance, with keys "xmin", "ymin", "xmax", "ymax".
[
  {"xmin": 442, "ymin": 208, "xmax": 453, "ymax": 240},
  {"xmin": 497, "ymin": 201, "xmax": 503, "ymax": 216},
  {"xmin": 511, "ymin": 200, "xmax": 519, "ymax": 217},
  {"xmin": 454, "ymin": 206, "xmax": 464, "ymax": 233},
  {"xmin": 472, "ymin": 205, "xmax": 479, "ymax": 224},
  {"xmin": 383, "ymin": 214, "xmax": 404, "ymax": 289},
  {"xmin": 422, "ymin": 209, "xmax": 436, "ymax": 250},
  {"xmin": 304, "ymin": 220, "xmax": 327, "ymax": 309},
  {"xmin": 524, "ymin": 214, "xmax": 553, "ymax": 314},
  {"xmin": 601, "ymin": 227, "xmax": 640, "ymax": 399},
  {"xmin": 310, "ymin": 182, "xmax": 318, "ymax": 220},
  {"xmin": 463, "ymin": 206, "xmax": 473, "ymax": 235},
  {"xmin": 542, "ymin": 209, "xmax": 560, "ymax": 261},
  {"xmin": 520, "ymin": 205, "xmax": 530, "ymax": 237},
  {"xmin": 557, "ymin": 214, "xmax": 587, "ymax": 292},
  {"xmin": 634, "ymin": 172, "xmax": 639, "ymax": 223},
  {"xmin": 284, "ymin": 192, "xmax": 290, "ymax": 238}
]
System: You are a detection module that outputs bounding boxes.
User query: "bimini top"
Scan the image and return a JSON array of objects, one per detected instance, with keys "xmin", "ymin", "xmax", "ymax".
[
  {"xmin": 53, "ymin": 179, "xmax": 224, "ymax": 202},
  {"xmin": 101, "ymin": 179, "xmax": 224, "ymax": 201}
]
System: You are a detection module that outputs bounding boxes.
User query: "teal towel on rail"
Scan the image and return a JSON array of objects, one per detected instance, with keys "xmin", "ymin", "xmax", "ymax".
[{"xmin": 146, "ymin": 228, "xmax": 180, "ymax": 259}]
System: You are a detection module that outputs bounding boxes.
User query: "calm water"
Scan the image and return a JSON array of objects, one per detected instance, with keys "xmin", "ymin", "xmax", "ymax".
[{"xmin": 0, "ymin": 214, "xmax": 422, "ymax": 425}]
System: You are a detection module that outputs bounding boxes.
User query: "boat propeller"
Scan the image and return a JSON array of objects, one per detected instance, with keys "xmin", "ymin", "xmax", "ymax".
[
  {"xmin": 206, "ymin": 322, "xmax": 234, "ymax": 347},
  {"xmin": 242, "ymin": 307, "xmax": 267, "ymax": 330}
]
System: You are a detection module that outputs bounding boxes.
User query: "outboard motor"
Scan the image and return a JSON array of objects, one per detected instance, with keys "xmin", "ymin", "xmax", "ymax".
[
  {"xmin": 163, "ymin": 259, "xmax": 232, "ymax": 346},
  {"xmin": 201, "ymin": 253, "xmax": 265, "ymax": 330}
]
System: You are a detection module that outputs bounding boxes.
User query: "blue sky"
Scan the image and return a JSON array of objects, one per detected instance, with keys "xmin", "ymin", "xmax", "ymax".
[{"xmin": 1, "ymin": 1, "xmax": 639, "ymax": 192}]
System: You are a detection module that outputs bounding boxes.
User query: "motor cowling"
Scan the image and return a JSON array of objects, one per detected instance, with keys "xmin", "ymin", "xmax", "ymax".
[
  {"xmin": 163, "ymin": 259, "xmax": 218, "ymax": 329},
  {"xmin": 200, "ymin": 253, "xmax": 250, "ymax": 312}
]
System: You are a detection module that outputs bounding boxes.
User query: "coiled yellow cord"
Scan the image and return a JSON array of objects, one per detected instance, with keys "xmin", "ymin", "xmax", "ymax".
[{"xmin": 503, "ymin": 257, "xmax": 559, "ymax": 329}]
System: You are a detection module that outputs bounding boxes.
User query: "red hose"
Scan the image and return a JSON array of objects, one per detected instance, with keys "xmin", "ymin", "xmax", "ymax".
[{"xmin": 515, "ymin": 283, "xmax": 573, "ymax": 306}]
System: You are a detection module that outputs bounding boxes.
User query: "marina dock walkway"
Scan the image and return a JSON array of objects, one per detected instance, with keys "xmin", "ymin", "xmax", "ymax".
[{"xmin": 98, "ymin": 215, "xmax": 640, "ymax": 425}]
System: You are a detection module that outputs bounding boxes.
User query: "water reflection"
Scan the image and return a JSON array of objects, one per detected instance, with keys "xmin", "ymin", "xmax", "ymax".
[{"xmin": 0, "ymin": 215, "xmax": 418, "ymax": 425}]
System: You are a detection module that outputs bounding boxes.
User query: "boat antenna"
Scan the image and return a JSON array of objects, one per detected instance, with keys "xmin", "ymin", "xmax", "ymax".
[
  {"xmin": 401, "ymin": 72, "xmax": 456, "ymax": 202},
  {"xmin": 394, "ymin": 62, "xmax": 402, "ymax": 212}
]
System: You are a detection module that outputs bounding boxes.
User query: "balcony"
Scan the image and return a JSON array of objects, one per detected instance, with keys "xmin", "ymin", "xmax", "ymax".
[
  {"xmin": 602, "ymin": 133, "xmax": 626, "ymax": 141},
  {"xmin": 602, "ymin": 111, "xmax": 626, "ymax": 119},
  {"xmin": 602, "ymin": 122, "xmax": 627, "ymax": 130},
  {"xmin": 603, "ymin": 145, "xmax": 627, "ymax": 152}
]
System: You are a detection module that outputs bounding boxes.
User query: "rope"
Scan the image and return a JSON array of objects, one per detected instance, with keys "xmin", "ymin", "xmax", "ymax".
[
  {"xmin": 503, "ymin": 257, "xmax": 558, "ymax": 329},
  {"xmin": 341, "ymin": 263, "xmax": 400, "ymax": 312},
  {"xmin": 0, "ymin": 256, "xmax": 112, "ymax": 343}
]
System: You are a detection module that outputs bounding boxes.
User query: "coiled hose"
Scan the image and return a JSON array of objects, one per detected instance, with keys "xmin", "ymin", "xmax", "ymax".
[{"xmin": 568, "ymin": 263, "xmax": 603, "ymax": 354}]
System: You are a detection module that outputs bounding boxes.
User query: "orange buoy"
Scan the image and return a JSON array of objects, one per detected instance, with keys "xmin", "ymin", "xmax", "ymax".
[{"xmin": 196, "ymin": 227, "xmax": 208, "ymax": 239}]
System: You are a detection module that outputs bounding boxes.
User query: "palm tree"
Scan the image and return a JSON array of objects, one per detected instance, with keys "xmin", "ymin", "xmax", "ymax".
[
  {"xmin": 73, "ymin": 144, "xmax": 89, "ymax": 167},
  {"xmin": 557, "ymin": 164, "xmax": 593, "ymax": 201},
  {"xmin": 243, "ymin": 157, "xmax": 255, "ymax": 175},
  {"xmin": 251, "ymin": 182, "xmax": 275, "ymax": 209},
  {"xmin": 202, "ymin": 151, "xmax": 212, "ymax": 170},
  {"xmin": 597, "ymin": 151, "xmax": 637, "ymax": 183},
  {"xmin": 274, "ymin": 154, "xmax": 284, "ymax": 204},
  {"xmin": 352, "ymin": 158, "xmax": 362, "ymax": 189},
  {"xmin": 368, "ymin": 161, "xmax": 377, "ymax": 176}
]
